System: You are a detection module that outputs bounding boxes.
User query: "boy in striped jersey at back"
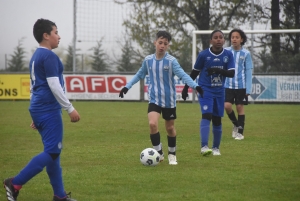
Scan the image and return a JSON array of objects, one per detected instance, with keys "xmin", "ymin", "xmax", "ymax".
[
  {"xmin": 225, "ymin": 29, "xmax": 253, "ymax": 140},
  {"xmin": 119, "ymin": 30, "xmax": 203, "ymax": 165}
]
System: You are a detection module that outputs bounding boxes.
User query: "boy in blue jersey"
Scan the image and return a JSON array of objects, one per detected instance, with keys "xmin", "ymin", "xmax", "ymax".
[
  {"xmin": 181, "ymin": 30, "xmax": 235, "ymax": 156},
  {"xmin": 119, "ymin": 31, "xmax": 203, "ymax": 165},
  {"xmin": 3, "ymin": 19, "xmax": 80, "ymax": 201},
  {"xmin": 225, "ymin": 29, "xmax": 253, "ymax": 140}
]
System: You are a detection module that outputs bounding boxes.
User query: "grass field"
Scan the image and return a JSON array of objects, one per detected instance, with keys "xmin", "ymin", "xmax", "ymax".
[{"xmin": 0, "ymin": 101, "xmax": 299, "ymax": 201}]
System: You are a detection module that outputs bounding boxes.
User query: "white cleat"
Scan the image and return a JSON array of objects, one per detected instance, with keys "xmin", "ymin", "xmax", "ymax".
[
  {"xmin": 212, "ymin": 148, "xmax": 221, "ymax": 156},
  {"xmin": 235, "ymin": 133, "xmax": 244, "ymax": 140},
  {"xmin": 232, "ymin": 125, "xmax": 238, "ymax": 138},
  {"xmin": 168, "ymin": 154, "xmax": 178, "ymax": 165},
  {"xmin": 201, "ymin": 145, "xmax": 212, "ymax": 156}
]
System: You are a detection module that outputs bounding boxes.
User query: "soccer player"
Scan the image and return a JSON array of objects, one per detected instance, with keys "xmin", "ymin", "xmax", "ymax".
[
  {"xmin": 119, "ymin": 30, "xmax": 203, "ymax": 165},
  {"xmin": 181, "ymin": 30, "xmax": 235, "ymax": 156},
  {"xmin": 224, "ymin": 29, "xmax": 253, "ymax": 140},
  {"xmin": 3, "ymin": 19, "xmax": 80, "ymax": 201}
]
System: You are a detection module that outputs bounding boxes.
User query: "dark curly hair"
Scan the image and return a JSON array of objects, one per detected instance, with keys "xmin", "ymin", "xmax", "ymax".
[{"xmin": 228, "ymin": 28, "xmax": 247, "ymax": 46}]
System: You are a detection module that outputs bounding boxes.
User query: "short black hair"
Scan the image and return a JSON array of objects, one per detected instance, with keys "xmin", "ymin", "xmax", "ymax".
[
  {"xmin": 210, "ymin": 30, "xmax": 224, "ymax": 39},
  {"xmin": 156, "ymin": 31, "xmax": 172, "ymax": 42},
  {"xmin": 33, "ymin": 18, "xmax": 56, "ymax": 43},
  {"xmin": 228, "ymin": 28, "xmax": 247, "ymax": 46}
]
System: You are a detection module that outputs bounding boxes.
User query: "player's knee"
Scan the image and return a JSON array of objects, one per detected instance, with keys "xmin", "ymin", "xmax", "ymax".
[
  {"xmin": 49, "ymin": 153, "xmax": 60, "ymax": 160},
  {"xmin": 212, "ymin": 116, "xmax": 221, "ymax": 126},
  {"xmin": 149, "ymin": 121, "xmax": 158, "ymax": 131},
  {"xmin": 202, "ymin": 113, "xmax": 212, "ymax": 121}
]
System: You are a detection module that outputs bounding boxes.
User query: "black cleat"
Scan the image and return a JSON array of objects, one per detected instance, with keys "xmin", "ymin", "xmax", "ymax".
[
  {"xmin": 53, "ymin": 192, "xmax": 77, "ymax": 201},
  {"xmin": 3, "ymin": 178, "xmax": 19, "ymax": 201}
]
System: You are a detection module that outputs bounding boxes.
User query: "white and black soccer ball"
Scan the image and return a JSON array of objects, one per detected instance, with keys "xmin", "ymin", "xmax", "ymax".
[{"xmin": 140, "ymin": 148, "xmax": 160, "ymax": 166}]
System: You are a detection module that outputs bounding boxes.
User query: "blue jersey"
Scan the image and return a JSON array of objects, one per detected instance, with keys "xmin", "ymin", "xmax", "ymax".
[
  {"xmin": 194, "ymin": 48, "xmax": 235, "ymax": 94},
  {"xmin": 29, "ymin": 47, "xmax": 65, "ymax": 112},
  {"xmin": 224, "ymin": 46, "xmax": 253, "ymax": 94},
  {"xmin": 126, "ymin": 53, "xmax": 198, "ymax": 108}
]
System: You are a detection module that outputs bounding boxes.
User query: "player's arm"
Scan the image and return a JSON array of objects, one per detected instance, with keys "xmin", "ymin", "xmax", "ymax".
[
  {"xmin": 47, "ymin": 77, "xmax": 80, "ymax": 122},
  {"xmin": 119, "ymin": 61, "xmax": 147, "ymax": 98},
  {"xmin": 245, "ymin": 53, "xmax": 253, "ymax": 95},
  {"xmin": 206, "ymin": 68, "xmax": 235, "ymax": 77}
]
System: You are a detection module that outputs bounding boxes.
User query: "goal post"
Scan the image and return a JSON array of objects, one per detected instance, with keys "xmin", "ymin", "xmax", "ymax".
[{"xmin": 191, "ymin": 29, "xmax": 300, "ymax": 103}]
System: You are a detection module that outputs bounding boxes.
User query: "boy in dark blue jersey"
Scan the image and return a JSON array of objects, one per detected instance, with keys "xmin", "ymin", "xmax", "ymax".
[
  {"xmin": 182, "ymin": 30, "xmax": 235, "ymax": 156},
  {"xmin": 3, "ymin": 19, "xmax": 80, "ymax": 201}
]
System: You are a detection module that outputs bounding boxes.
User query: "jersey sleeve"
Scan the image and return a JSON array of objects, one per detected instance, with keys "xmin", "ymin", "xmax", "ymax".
[
  {"xmin": 193, "ymin": 52, "xmax": 204, "ymax": 71},
  {"xmin": 47, "ymin": 77, "xmax": 74, "ymax": 113},
  {"xmin": 125, "ymin": 60, "xmax": 147, "ymax": 89},
  {"xmin": 245, "ymin": 53, "xmax": 253, "ymax": 94},
  {"xmin": 44, "ymin": 53, "xmax": 60, "ymax": 78},
  {"xmin": 172, "ymin": 59, "xmax": 198, "ymax": 89},
  {"xmin": 227, "ymin": 51, "xmax": 235, "ymax": 70}
]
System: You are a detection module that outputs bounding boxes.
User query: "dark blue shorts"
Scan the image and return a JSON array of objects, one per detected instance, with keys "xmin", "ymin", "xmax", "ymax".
[{"xmin": 30, "ymin": 109, "xmax": 63, "ymax": 154}]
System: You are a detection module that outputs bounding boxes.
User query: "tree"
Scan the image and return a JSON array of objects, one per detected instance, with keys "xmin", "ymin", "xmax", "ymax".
[
  {"xmin": 64, "ymin": 45, "xmax": 79, "ymax": 72},
  {"xmin": 7, "ymin": 38, "xmax": 27, "ymax": 72},
  {"xmin": 89, "ymin": 38, "xmax": 109, "ymax": 72},
  {"xmin": 114, "ymin": 35, "xmax": 141, "ymax": 72}
]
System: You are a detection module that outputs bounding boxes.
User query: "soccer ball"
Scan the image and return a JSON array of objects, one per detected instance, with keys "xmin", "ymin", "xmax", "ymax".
[{"xmin": 140, "ymin": 148, "xmax": 160, "ymax": 166}]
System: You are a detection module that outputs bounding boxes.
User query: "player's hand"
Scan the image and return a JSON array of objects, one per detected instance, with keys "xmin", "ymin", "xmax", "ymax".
[
  {"xmin": 119, "ymin": 87, "xmax": 128, "ymax": 98},
  {"xmin": 196, "ymin": 86, "xmax": 204, "ymax": 98},
  {"xmin": 206, "ymin": 67, "xmax": 221, "ymax": 76},
  {"xmin": 30, "ymin": 121, "xmax": 37, "ymax": 130},
  {"xmin": 181, "ymin": 85, "xmax": 189, "ymax": 101},
  {"xmin": 69, "ymin": 109, "xmax": 80, "ymax": 122}
]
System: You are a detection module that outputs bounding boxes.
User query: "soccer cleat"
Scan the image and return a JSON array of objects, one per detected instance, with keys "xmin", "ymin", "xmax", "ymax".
[
  {"xmin": 235, "ymin": 133, "xmax": 244, "ymax": 140},
  {"xmin": 212, "ymin": 148, "xmax": 221, "ymax": 156},
  {"xmin": 53, "ymin": 192, "xmax": 77, "ymax": 201},
  {"xmin": 3, "ymin": 178, "xmax": 19, "ymax": 201},
  {"xmin": 168, "ymin": 154, "xmax": 178, "ymax": 165},
  {"xmin": 201, "ymin": 146, "xmax": 212, "ymax": 156},
  {"xmin": 232, "ymin": 125, "xmax": 238, "ymax": 138},
  {"xmin": 159, "ymin": 153, "xmax": 164, "ymax": 162}
]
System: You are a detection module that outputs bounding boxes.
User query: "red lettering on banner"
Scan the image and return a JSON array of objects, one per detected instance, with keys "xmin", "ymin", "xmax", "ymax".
[
  {"xmin": 86, "ymin": 76, "xmax": 106, "ymax": 93},
  {"xmin": 65, "ymin": 75, "xmax": 128, "ymax": 93},
  {"xmin": 65, "ymin": 76, "xmax": 85, "ymax": 92},
  {"xmin": 107, "ymin": 76, "xmax": 126, "ymax": 92}
]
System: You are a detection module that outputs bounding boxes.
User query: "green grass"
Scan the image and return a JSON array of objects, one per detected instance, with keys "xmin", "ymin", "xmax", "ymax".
[{"xmin": 0, "ymin": 101, "xmax": 299, "ymax": 201}]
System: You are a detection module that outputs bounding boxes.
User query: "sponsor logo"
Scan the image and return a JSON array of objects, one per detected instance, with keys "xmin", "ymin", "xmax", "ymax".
[{"xmin": 65, "ymin": 75, "xmax": 126, "ymax": 93}]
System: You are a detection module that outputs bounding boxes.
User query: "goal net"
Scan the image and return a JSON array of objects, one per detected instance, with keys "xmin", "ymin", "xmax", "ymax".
[{"xmin": 192, "ymin": 29, "xmax": 300, "ymax": 103}]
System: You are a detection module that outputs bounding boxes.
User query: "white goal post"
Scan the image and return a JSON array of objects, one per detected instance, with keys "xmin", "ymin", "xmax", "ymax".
[{"xmin": 192, "ymin": 29, "xmax": 300, "ymax": 68}]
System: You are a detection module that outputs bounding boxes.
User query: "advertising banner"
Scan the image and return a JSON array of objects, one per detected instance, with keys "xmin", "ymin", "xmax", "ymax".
[{"xmin": 0, "ymin": 74, "xmax": 30, "ymax": 99}]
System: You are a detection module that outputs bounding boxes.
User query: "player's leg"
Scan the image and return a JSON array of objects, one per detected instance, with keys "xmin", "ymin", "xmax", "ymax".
[
  {"xmin": 234, "ymin": 89, "xmax": 247, "ymax": 140},
  {"xmin": 225, "ymin": 88, "xmax": 239, "ymax": 138},
  {"xmin": 4, "ymin": 110, "xmax": 61, "ymax": 201},
  {"xmin": 148, "ymin": 103, "xmax": 164, "ymax": 160},
  {"xmin": 199, "ymin": 92, "xmax": 213, "ymax": 156},
  {"xmin": 162, "ymin": 107, "xmax": 177, "ymax": 165},
  {"xmin": 211, "ymin": 95, "xmax": 225, "ymax": 156}
]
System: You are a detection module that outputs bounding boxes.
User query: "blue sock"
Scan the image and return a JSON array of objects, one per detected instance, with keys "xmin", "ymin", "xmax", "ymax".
[
  {"xmin": 212, "ymin": 125, "xmax": 222, "ymax": 148},
  {"xmin": 12, "ymin": 152, "xmax": 53, "ymax": 185},
  {"xmin": 47, "ymin": 156, "xmax": 66, "ymax": 198},
  {"xmin": 200, "ymin": 119, "xmax": 210, "ymax": 147}
]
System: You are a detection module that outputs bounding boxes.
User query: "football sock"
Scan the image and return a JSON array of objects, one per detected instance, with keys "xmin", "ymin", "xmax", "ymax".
[
  {"xmin": 167, "ymin": 135, "xmax": 176, "ymax": 155},
  {"xmin": 212, "ymin": 125, "xmax": 222, "ymax": 148},
  {"xmin": 46, "ymin": 156, "xmax": 66, "ymax": 198},
  {"xmin": 200, "ymin": 119, "xmax": 210, "ymax": 147},
  {"xmin": 150, "ymin": 132, "xmax": 163, "ymax": 154},
  {"xmin": 238, "ymin": 115, "xmax": 245, "ymax": 134},
  {"xmin": 228, "ymin": 110, "xmax": 238, "ymax": 126},
  {"xmin": 12, "ymin": 152, "xmax": 53, "ymax": 186}
]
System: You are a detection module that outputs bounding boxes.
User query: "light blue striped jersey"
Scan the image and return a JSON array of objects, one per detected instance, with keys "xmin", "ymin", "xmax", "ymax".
[
  {"xmin": 125, "ymin": 53, "xmax": 198, "ymax": 108},
  {"xmin": 224, "ymin": 46, "xmax": 253, "ymax": 94}
]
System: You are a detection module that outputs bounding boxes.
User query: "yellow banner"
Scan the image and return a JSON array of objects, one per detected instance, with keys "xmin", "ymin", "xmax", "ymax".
[{"xmin": 0, "ymin": 74, "xmax": 30, "ymax": 99}]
